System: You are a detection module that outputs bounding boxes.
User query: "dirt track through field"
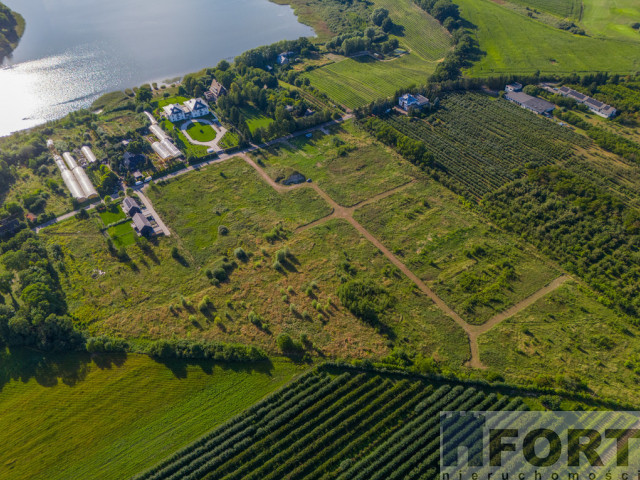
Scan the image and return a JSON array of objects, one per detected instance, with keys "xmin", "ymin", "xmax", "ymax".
[{"xmin": 240, "ymin": 154, "xmax": 571, "ymax": 368}]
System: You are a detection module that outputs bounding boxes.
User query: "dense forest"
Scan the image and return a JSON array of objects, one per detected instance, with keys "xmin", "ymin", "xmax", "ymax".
[{"xmin": 0, "ymin": 2, "xmax": 23, "ymax": 62}]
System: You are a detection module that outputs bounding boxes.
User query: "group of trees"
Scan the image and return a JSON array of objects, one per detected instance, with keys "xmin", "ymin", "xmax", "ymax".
[
  {"xmin": 0, "ymin": 230, "xmax": 84, "ymax": 351},
  {"xmin": 0, "ymin": 2, "xmax": 21, "ymax": 61}
]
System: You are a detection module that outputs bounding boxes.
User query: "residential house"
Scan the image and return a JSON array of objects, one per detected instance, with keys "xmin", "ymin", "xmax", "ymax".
[
  {"xmin": 162, "ymin": 97, "xmax": 210, "ymax": 122},
  {"xmin": 399, "ymin": 94, "xmax": 430, "ymax": 111},
  {"xmin": 132, "ymin": 213, "xmax": 153, "ymax": 237},
  {"xmin": 205, "ymin": 79, "xmax": 227, "ymax": 102},
  {"xmin": 278, "ymin": 52, "xmax": 294, "ymax": 65},
  {"xmin": 504, "ymin": 91, "xmax": 555, "ymax": 115},
  {"xmin": 122, "ymin": 197, "xmax": 141, "ymax": 217}
]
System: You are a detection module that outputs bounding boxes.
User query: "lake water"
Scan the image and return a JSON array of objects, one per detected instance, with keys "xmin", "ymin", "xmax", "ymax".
[{"xmin": 0, "ymin": 0, "xmax": 315, "ymax": 137}]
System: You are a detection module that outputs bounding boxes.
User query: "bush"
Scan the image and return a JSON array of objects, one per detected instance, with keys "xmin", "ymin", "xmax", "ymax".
[
  {"xmin": 234, "ymin": 247, "xmax": 248, "ymax": 261},
  {"xmin": 86, "ymin": 336, "xmax": 128, "ymax": 353},
  {"xmin": 277, "ymin": 333, "xmax": 304, "ymax": 355},
  {"xmin": 218, "ymin": 225, "xmax": 229, "ymax": 235},
  {"xmin": 337, "ymin": 279, "xmax": 392, "ymax": 325},
  {"xmin": 248, "ymin": 310, "xmax": 264, "ymax": 329},
  {"xmin": 273, "ymin": 260, "xmax": 283, "ymax": 272}
]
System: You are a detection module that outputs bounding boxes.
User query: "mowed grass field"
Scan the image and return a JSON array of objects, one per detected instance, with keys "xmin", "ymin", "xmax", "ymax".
[
  {"xmin": 353, "ymin": 180, "xmax": 560, "ymax": 325},
  {"xmin": 479, "ymin": 280, "xmax": 640, "ymax": 405},
  {"xmin": 459, "ymin": 0, "xmax": 640, "ymax": 76},
  {"xmin": 508, "ymin": 0, "xmax": 581, "ymax": 18},
  {"xmin": 304, "ymin": 0, "xmax": 451, "ymax": 109},
  {"xmin": 252, "ymin": 121, "xmax": 418, "ymax": 206},
  {"xmin": 581, "ymin": 0, "xmax": 640, "ymax": 40},
  {"xmin": 0, "ymin": 350, "xmax": 304, "ymax": 480}
]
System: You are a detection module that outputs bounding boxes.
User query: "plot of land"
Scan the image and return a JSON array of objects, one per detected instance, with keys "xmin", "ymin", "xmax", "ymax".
[
  {"xmin": 458, "ymin": 0, "xmax": 640, "ymax": 76},
  {"xmin": 241, "ymin": 106, "xmax": 274, "ymax": 134},
  {"xmin": 0, "ymin": 350, "xmax": 303, "ymax": 480},
  {"xmin": 354, "ymin": 180, "xmax": 560, "ymax": 325},
  {"xmin": 185, "ymin": 121, "xmax": 217, "ymax": 142},
  {"xmin": 479, "ymin": 280, "xmax": 640, "ymax": 404},
  {"xmin": 107, "ymin": 221, "xmax": 136, "ymax": 247},
  {"xmin": 252, "ymin": 121, "xmax": 418, "ymax": 206},
  {"xmin": 99, "ymin": 204, "xmax": 126, "ymax": 225}
]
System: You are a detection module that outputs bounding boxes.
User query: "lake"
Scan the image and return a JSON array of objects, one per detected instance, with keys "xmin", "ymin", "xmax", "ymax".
[{"xmin": 0, "ymin": 0, "xmax": 315, "ymax": 137}]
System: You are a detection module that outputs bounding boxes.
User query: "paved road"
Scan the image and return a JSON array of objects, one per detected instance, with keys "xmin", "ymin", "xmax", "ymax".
[{"xmin": 136, "ymin": 188, "xmax": 171, "ymax": 236}]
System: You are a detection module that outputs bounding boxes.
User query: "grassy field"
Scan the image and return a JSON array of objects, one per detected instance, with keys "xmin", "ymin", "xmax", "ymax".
[
  {"xmin": 185, "ymin": 122, "xmax": 217, "ymax": 142},
  {"xmin": 303, "ymin": 0, "xmax": 451, "ymax": 109},
  {"xmin": 156, "ymin": 95, "xmax": 189, "ymax": 110},
  {"xmin": 581, "ymin": 0, "xmax": 640, "ymax": 41},
  {"xmin": 479, "ymin": 280, "xmax": 640, "ymax": 404},
  {"xmin": 98, "ymin": 204, "xmax": 126, "ymax": 225},
  {"xmin": 107, "ymin": 221, "xmax": 136, "ymax": 247},
  {"xmin": 353, "ymin": 180, "xmax": 560, "ymax": 325},
  {"xmin": 218, "ymin": 131, "xmax": 240, "ymax": 150},
  {"xmin": 507, "ymin": 0, "xmax": 581, "ymax": 18},
  {"xmin": 458, "ymin": 0, "xmax": 640, "ymax": 76},
  {"xmin": 251, "ymin": 121, "xmax": 417, "ymax": 206},
  {"xmin": 241, "ymin": 105, "xmax": 274, "ymax": 133},
  {"xmin": 40, "ymin": 156, "xmax": 469, "ymax": 363},
  {"xmin": 0, "ymin": 350, "xmax": 304, "ymax": 480}
]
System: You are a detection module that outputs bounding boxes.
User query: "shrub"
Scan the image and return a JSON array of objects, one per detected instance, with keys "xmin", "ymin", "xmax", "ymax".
[
  {"xmin": 234, "ymin": 247, "xmax": 248, "ymax": 261},
  {"xmin": 248, "ymin": 310, "xmax": 263, "ymax": 328},
  {"xmin": 273, "ymin": 260, "xmax": 283, "ymax": 272},
  {"xmin": 337, "ymin": 279, "xmax": 392, "ymax": 325},
  {"xmin": 277, "ymin": 333, "xmax": 303, "ymax": 354},
  {"xmin": 276, "ymin": 249, "xmax": 287, "ymax": 263},
  {"xmin": 218, "ymin": 225, "xmax": 229, "ymax": 235}
]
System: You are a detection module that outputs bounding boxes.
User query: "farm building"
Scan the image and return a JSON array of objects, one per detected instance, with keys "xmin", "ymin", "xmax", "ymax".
[
  {"xmin": 152, "ymin": 138, "xmax": 181, "ymax": 160},
  {"xmin": 399, "ymin": 94, "xmax": 430, "ymax": 111},
  {"xmin": 504, "ymin": 91, "xmax": 555, "ymax": 115},
  {"xmin": 62, "ymin": 153, "xmax": 99, "ymax": 199},
  {"xmin": 55, "ymin": 155, "xmax": 87, "ymax": 201},
  {"xmin": 81, "ymin": 146, "xmax": 97, "ymax": 164},
  {"xmin": 505, "ymin": 82, "xmax": 523, "ymax": 92},
  {"xmin": 122, "ymin": 197, "xmax": 141, "ymax": 217},
  {"xmin": 557, "ymin": 86, "xmax": 617, "ymax": 118},
  {"xmin": 132, "ymin": 213, "xmax": 153, "ymax": 237},
  {"xmin": 162, "ymin": 98, "xmax": 209, "ymax": 122},
  {"xmin": 150, "ymin": 124, "xmax": 169, "ymax": 141}
]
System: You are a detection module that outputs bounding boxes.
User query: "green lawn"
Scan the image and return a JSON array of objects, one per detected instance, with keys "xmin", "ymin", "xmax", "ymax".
[
  {"xmin": 0, "ymin": 350, "xmax": 304, "ymax": 480},
  {"xmin": 107, "ymin": 221, "xmax": 136, "ymax": 247},
  {"xmin": 303, "ymin": 0, "xmax": 452, "ymax": 109},
  {"xmin": 458, "ymin": 0, "xmax": 640, "ymax": 76},
  {"xmin": 507, "ymin": 0, "xmax": 581, "ymax": 18},
  {"xmin": 156, "ymin": 95, "xmax": 189, "ymax": 110},
  {"xmin": 240, "ymin": 106, "xmax": 274, "ymax": 134},
  {"xmin": 99, "ymin": 204, "xmax": 126, "ymax": 225},
  {"xmin": 252, "ymin": 120, "xmax": 418, "ymax": 206},
  {"xmin": 353, "ymin": 180, "xmax": 560, "ymax": 325},
  {"xmin": 185, "ymin": 121, "xmax": 217, "ymax": 142},
  {"xmin": 161, "ymin": 118, "xmax": 209, "ymax": 158},
  {"xmin": 479, "ymin": 280, "xmax": 640, "ymax": 405}
]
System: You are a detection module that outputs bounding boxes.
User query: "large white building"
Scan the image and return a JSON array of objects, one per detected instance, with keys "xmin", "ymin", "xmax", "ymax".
[{"xmin": 162, "ymin": 98, "xmax": 210, "ymax": 122}]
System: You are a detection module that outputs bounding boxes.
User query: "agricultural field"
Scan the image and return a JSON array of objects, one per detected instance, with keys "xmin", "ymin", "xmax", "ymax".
[
  {"xmin": 136, "ymin": 366, "xmax": 625, "ymax": 480},
  {"xmin": 353, "ymin": 180, "xmax": 560, "ymax": 325},
  {"xmin": 0, "ymin": 350, "xmax": 303, "ymax": 480},
  {"xmin": 457, "ymin": 0, "xmax": 640, "ymax": 76},
  {"xmin": 252, "ymin": 121, "xmax": 418, "ymax": 206},
  {"xmin": 303, "ymin": 0, "xmax": 452, "ymax": 109},
  {"xmin": 479, "ymin": 280, "xmax": 640, "ymax": 404},
  {"xmin": 382, "ymin": 93, "xmax": 590, "ymax": 198}
]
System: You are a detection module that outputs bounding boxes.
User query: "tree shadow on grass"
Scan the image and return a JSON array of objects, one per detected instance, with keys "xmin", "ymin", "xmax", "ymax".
[
  {"xmin": 0, "ymin": 347, "xmax": 99, "ymax": 393},
  {"xmin": 150, "ymin": 356, "xmax": 276, "ymax": 380}
]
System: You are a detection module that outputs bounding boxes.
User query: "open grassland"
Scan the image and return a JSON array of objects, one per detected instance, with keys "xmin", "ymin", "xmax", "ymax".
[
  {"xmin": 0, "ymin": 350, "xmax": 303, "ymax": 480},
  {"xmin": 457, "ymin": 0, "xmax": 640, "ymax": 76},
  {"xmin": 383, "ymin": 93, "xmax": 590, "ymax": 198},
  {"xmin": 581, "ymin": 0, "xmax": 640, "ymax": 41},
  {"xmin": 252, "ymin": 121, "xmax": 417, "ymax": 206},
  {"xmin": 303, "ymin": 0, "xmax": 451, "ymax": 109},
  {"xmin": 479, "ymin": 280, "xmax": 640, "ymax": 405},
  {"xmin": 43, "ymin": 157, "xmax": 469, "ymax": 363},
  {"xmin": 353, "ymin": 180, "xmax": 559, "ymax": 325},
  {"xmin": 507, "ymin": 0, "xmax": 581, "ymax": 18}
]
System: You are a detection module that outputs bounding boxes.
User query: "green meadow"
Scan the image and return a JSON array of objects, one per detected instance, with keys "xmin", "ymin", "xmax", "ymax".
[
  {"xmin": 458, "ymin": 0, "xmax": 640, "ymax": 76},
  {"xmin": 0, "ymin": 351, "xmax": 303, "ymax": 480}
]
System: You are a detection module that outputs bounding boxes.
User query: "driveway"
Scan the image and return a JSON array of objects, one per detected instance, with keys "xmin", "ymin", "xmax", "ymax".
[{"xmin": 180, "ymin": 118, "xmax": 228, "ymax": 152}]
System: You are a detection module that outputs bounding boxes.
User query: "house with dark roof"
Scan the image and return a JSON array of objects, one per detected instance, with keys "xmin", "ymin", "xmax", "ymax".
[
  {"xmin": 205, "ymin": 79, "xmax": 227, "ymax": 102},
  {"xmin": 399, "ymin": 94, "xmax": 430, "ymax": 111},
  {"xmin": 162, "ymin": 98, "xmax": 210, "ymax": 122},
  {"xmin": 132, "ymin": 213, "xmax": 153, "ymax": 237},
  {"xmin": 505, "ymin": 91, "xmax": 555, "ymax": 115},
  {"xmin": 122, "ymin": 197, "xmax": 141, "ymax": 217},
  {"xmin": 557, "ymin": 86, "xmax": 617, "ymax": 118},
  {"xmin": 123, "ymin": 152, "xmax": 146, "ymax": 171}
]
